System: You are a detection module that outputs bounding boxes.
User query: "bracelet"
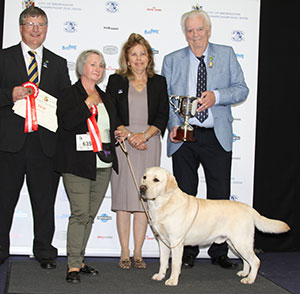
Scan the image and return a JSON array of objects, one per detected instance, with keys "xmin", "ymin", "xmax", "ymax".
[{"xmin": 144, "ymin": 132, "xmax": 149, "ymax": 141}]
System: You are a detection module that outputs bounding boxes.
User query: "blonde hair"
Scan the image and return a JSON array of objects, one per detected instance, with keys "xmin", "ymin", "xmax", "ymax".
[
  {"xmin": 76, "ymin": 49, "xmax": 106, "ymax": 83},
  {"xmin": 116, "ymin": 33, "xmax": 155, "ymax": 79}
]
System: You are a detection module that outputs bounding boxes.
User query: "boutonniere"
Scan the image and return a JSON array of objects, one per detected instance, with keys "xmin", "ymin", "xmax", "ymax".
[
  {"xmin": 43, "ymin": 60, "xmax": 49, "ymax": 68},
  {"xmin": 118, "ymin": 89, "xmax": 123, "ymax": 94},
  {"xmin": 209, "ymin": 56, "xmax": 213, "ymax": 68}
]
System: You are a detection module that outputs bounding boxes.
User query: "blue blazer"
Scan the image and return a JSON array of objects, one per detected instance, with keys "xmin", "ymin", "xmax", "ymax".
[{"xmin": 162, "ymin": 43, "xmax": 249, "ymax": 157}]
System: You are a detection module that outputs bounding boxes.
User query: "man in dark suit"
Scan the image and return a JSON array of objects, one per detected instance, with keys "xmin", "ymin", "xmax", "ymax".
[
  {"xmin": 162, "ymin": 8, "xmax": 249, "ymax": 269},
  {"xmin": 0, "ymin": 6, "xmax": 71, "ymax": 268}
]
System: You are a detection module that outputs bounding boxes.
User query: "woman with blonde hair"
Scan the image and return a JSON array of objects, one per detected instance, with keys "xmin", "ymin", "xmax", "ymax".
[{"xmin": 106, "ymin": 33, "xmax": 169, "ymax": 269}]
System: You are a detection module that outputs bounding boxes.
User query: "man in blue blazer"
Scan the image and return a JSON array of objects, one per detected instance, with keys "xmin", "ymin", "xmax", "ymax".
[
  {"xmin": 162, "ymin": 8, "xmax": 249, "ymax": 269},
  {"xmin": 0, "ymin": 6, "xmax": 71, "ymax": 268}
]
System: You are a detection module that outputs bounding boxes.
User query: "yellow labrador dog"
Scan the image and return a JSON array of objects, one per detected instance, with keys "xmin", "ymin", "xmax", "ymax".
[{"xmin": 140, "ymin": 167, "xmax": 290, "ymax": 286}]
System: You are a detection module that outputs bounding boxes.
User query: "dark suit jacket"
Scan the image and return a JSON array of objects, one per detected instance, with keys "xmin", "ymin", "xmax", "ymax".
[
  {"xmin": 0, "ymin": 43, "xmax": 71, "ymax": 157},
  {"xmin": 55, "ymin": 79, "xmax": 119, "ymax": 180},
  {"xmin": 106, "ymin": 73, "xmax": 169, "ymax": 136}
]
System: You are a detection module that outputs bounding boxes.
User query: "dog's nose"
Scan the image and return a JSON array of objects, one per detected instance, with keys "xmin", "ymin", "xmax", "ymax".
[{"xmin": 140, "ymin": 185, "xmax": 147, "ymax": 195}]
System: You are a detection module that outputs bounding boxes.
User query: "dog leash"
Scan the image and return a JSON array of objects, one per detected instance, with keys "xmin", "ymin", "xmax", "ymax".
[{"xmin": 118, "ymin": 139, "xmax": 200, "ymax": 249}]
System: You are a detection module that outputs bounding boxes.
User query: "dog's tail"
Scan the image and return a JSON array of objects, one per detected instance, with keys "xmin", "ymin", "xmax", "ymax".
[{"xmin": 251, "ymin": 208, "xmax": 290, "ymax": 234}]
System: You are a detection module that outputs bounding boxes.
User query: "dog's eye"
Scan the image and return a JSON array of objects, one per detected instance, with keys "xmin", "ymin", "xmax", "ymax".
[
  {"xmin": 143, "ymin": 176, "xmax": 146, "ymax": 179},
  {"xmin": 153, "ymin": 178, "xmax": 160, "ymax": 182}
]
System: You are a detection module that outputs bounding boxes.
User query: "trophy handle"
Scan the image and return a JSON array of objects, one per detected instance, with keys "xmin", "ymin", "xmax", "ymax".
[{"xmin": 169, "ymin": 95, "xmax": 181, "ymax": 113}]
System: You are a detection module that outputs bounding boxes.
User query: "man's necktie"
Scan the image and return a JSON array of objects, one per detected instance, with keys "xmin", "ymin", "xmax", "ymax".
[
  {"xmin": 195, "ymin": 55, "xmax": 208, "ymax": 123},
  {"xmin": 28, "ymin": 51, "xmax": 39, "ymax": 86}
]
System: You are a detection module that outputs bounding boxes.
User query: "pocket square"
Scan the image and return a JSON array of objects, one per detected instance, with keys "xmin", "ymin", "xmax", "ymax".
[{"xmin": 118, "ymin": 89, "xmax": 123, "ymax": 94}]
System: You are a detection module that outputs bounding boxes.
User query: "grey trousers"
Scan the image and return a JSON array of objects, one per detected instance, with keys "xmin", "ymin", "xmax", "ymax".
[{"xmin": 62, "ymin": 168, "xmax": 112, "ymax": 268}]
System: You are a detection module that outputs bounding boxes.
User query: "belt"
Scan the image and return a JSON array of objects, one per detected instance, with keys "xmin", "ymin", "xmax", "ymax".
[{"xmin": 192, "ymin": 125, "xmax": 213, "ymax": 131}]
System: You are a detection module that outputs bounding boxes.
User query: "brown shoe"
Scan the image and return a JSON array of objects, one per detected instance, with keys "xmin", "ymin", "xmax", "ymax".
[
  {"xmin": 118, "ymin": 258, "xmax": 131, "ymax": 269},
  {"xmin": 133, "ymin": 258, "xmax": 147, "ymax": 269}
]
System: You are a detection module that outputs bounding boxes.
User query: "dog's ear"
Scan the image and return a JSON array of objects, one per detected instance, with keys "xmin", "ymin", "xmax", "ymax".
[{"xmin": 164, "ymin": 173, "xmax": 178, "ymax": 194}]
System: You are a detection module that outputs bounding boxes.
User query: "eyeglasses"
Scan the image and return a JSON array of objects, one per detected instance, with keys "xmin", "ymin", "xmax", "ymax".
[{"xmin": 23, "ymin": 22, "xmax": 47, "ymax": 28}]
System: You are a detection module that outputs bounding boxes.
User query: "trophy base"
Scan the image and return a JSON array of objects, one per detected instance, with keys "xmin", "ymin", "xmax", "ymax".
[{"xmin": 174, "ymin": 128, "xmax": 195, "ymax": 142}]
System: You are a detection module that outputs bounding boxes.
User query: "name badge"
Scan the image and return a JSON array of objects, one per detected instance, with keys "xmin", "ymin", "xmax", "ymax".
[{"xmin": 76, "ymin": 133, "xmax": 93, "ymax": 151}]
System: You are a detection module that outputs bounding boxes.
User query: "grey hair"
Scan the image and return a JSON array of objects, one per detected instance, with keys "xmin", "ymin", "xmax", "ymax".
[
  {"xmin": 76, "ymin": 49, "xmax": 106, "ymax": 82},
  {"xmin": 181, "ymin": 9, "xmax": 211, "ymax": 34},
  {"xmin": 19, "ymin": 6, "xmax": 48, "ymax": 25}
]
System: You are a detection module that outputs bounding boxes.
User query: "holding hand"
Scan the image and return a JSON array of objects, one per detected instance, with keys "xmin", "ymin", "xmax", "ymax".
[
  {"xmin": 128, "ymin": 132, "xmax": 148, "ymax": 150},
  {"xmin": 196, "ymin": 91, "xmax": 215, "ymax": 112},
  {"xmin": 12, "ymin": 86, "xmax": 32, "ymax": 102}
]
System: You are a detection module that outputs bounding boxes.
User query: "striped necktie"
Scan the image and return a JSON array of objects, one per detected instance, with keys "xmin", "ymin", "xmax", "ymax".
[
  {"xmin": 28, "ymin": 51, "xmax": 39, "ymax": 86},
  {"xmin": 195, "ymin": 55, "xmax": 208, "ymax": 123}
]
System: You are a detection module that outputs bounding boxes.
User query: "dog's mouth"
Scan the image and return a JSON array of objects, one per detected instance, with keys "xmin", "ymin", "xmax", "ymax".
[
  {"xmin": 139, "ymin": 184, "xmax": 158, "ymax": 201},
  {"xmin": 139, "ymin": 185, "xmax": 147, "ymax": 200}
]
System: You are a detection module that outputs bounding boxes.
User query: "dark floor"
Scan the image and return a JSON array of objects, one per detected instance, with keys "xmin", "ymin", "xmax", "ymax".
[{"xmin": 1, "ymin": 252, "xmax": 299, "ymax": 294}]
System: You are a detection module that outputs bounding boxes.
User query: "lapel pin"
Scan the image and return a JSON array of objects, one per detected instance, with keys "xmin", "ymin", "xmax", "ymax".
[
  {"xmin": 209, "ymin": 56, "xmax": 213, "ymax": 68},
  {"xmin": 43, "ymin": 60, "xmax": 49, "ymax": 68}
]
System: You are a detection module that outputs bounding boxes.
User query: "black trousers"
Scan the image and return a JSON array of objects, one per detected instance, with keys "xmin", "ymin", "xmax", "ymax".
[
  {"xmin": 0, "ymin": 132, "xmax": 58, "ymax": 261},
  {"xmin": 172, "ymin": 127, "xmax": 232, "ymax": 259}
]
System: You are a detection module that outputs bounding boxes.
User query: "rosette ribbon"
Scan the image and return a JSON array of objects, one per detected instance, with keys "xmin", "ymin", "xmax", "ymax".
[
  {"xmin": 22, "ymin": 82, "xmax": 39, "ymax": 133},
  {"xmin": 87, "ymin": 105, "xmax": 102, "ymax": 152}
]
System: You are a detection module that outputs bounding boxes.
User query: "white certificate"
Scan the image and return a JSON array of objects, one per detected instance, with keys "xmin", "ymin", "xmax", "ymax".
[{"xmin": 13, "ymin": 89, "xmax": 58, "ymax": 132}]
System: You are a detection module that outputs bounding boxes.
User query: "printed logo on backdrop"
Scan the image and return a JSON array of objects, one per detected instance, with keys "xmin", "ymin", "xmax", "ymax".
[
  {"xmin": 97, "ymin": 235, "xmax": 113, "ymax": 239},
  {"xmin": 104, "ymin": 26, "xmax": 119, "ymax": 31},
  {"xmin": 144, "ymin": 29, "xmax": 159, "ymax": 35},
  {"xmin": 146, "ymin": 6, "xmax": 162, "ymax": 12},
  {"xmin": 97, "ymin": 213, "xmax": 112, "ymax": 223},
  {"xmin": 236, "ymin": 53, "xmax": 245, "ymax": 59},
  {"xmin": 232, "ymin": 30, "xmax": 245, "ymax": 42},
  {"xmin": 145, "ymin": 235, "xmax": 155, "ymax": 241},
  {"xmin": 105, "ymin": 1, "xmax": 119, "ymax": 13},
  {"xmin": 230, "ymin": 195, "xmax": 239, "ymax": 201},
  {"xmin": 64, "ymin": 21, "xmax": 78, "ymax": 33},
  {"xmin": 152, "ymin": 48, "xmax": 159, "ymax": 55},
  {"xmin": 233, "ymin": 133, "xmax": 240, "ymax": 142},
  {"xmin": 15, "ymin": 210, "xmax": 28, "ymax": 218},
  {"xmin": 232, "ymin": 177, "xmax": 243, "ymax": 185},
  {"xmin": 22, "ymin": 0, "xmax": 35, "ymax": 9},
  {"xmin": 106, "ymin": 65, "xmax": 118, "ymax": 72},
  {"xmin": 62, "ymin": 44, "xmax": 77, "ymax": 50},
  {"xmin": 103, "ymin": 45, "xmax": 118, "ymax": 55},
  {"xmin": 56, "ymin": 213, "xmax": 69, "ymax": 219},
  {"xmin": 67, "ymin": 61, "xmax": 76, "ymax": 71},
  {"xmin": 192, "ymin": 4, "xmax": 203, "ymax": 10}
]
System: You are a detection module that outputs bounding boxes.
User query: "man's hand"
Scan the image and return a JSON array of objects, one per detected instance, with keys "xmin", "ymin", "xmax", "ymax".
[
  {"xmin": 12, "ymin": 86, "xmax": 31, "ymax": 102},
  {"xmin": 196, "ymin": 91, "xmax": 215, "ymax": 112},
  {"xmin": 170, "ymin": 126, "xmax": 181, "ymax": 143}
]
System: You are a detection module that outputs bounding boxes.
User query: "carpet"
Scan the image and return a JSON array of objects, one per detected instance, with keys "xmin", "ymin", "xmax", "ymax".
[{"xmin": 6, "ymin": 259, "xmax": 291, "ymax": 294}]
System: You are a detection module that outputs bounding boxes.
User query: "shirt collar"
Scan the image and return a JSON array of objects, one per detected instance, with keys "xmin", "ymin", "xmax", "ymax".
[{"xmin": 21, "ymin": 41, "xmax": 43, "ymax": 59}]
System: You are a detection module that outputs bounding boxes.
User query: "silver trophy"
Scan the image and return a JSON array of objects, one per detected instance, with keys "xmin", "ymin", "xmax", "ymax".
[{"xmin": 169, "ymin": 95, "xmax": 198, "ymax": 141}]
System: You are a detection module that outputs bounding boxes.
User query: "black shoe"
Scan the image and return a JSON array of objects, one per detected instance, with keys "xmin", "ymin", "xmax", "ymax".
[
  {"xmin": 40, "ymin": 258, "xmax": 56, "ymax": 269},
  {"xmin": 66, "ymin": 271, "xmax": 81, "ymax": 283},
  {"xmin": 80, "ymin": 264, "xmax": 99, "ymax": 276},
  {"xmin": 182, "ymin": 255, "xmax": 195, "ymax": 268},
  {"xmin": 211, "ymin": 255, "xmax": 238, "ymax": 269}
]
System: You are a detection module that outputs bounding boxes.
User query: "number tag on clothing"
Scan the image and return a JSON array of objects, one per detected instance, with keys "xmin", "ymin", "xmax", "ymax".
[{"xmin": 76, "ymin": 133, "xmax": 93, "ymax": 151}]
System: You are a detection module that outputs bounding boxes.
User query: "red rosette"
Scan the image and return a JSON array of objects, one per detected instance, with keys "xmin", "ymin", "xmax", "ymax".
[
  {"xmin": 22, "ymin": 82, "xmax": 39, "ymax": 133},
  {"xmin": 87, "ymin": 105, "xmax": 102, "ymax": 152}
]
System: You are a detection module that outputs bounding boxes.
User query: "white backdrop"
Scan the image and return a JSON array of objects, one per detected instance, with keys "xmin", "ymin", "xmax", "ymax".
[{"xmin": 3, "ymin": 0, "xmax": 260, "ymax": 257}]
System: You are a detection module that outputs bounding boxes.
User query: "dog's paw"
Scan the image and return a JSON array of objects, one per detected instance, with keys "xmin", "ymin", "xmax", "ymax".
[
  {"xmin": 152, "ymin": 273, "xmax": 165, "ymax": 281},
  {"xmin": 237, "ymin": 270, "xmax": 248, "ymax": 277},
  {"xmin": 165, "ymin": 277, "xmax": 178, "ymax": 286},
  {"xmin": 240, "ymin": 277, "xmax": 255, "ymax": 284}
]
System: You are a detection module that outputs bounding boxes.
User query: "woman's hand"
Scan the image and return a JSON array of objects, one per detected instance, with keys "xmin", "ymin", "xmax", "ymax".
[
  {"xmin": 128, "ymin": 132, "xmax": 147, "ymax": 149},
  {"xmin": 85, "ymin": 93, "xmax": 100, "ymax": 109},
  {"xmin": 114, "ymin": 129, "xmax": 126, "ymax": 142}
]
